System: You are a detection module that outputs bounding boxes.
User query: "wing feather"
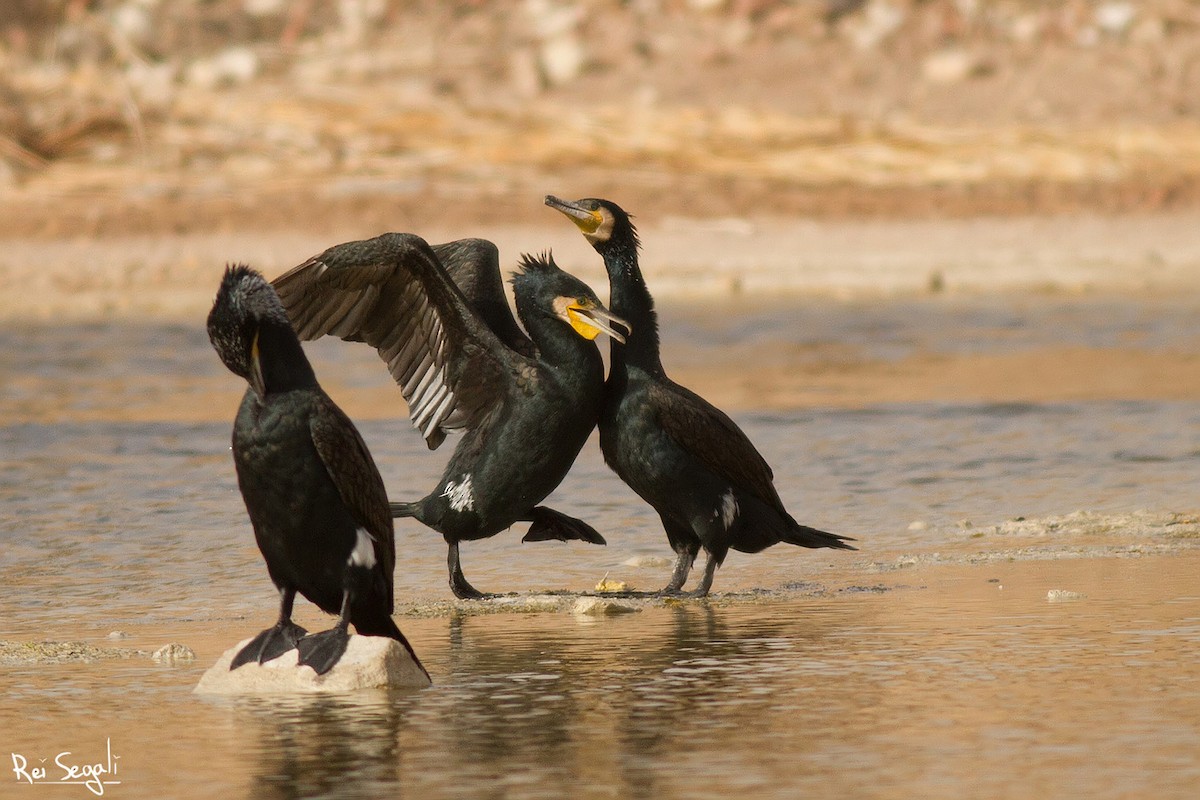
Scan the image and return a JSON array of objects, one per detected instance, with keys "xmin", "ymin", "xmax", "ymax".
[
  {"xmin": 649, "ymin": 379, "xmax": 785, "ymax": 511},
  {"xmin": 273, "ymin": 233, "xmax": 520, "ymax": 449},
  {"xmin": 308, "ymin": 393, "xmax": 395, "ymax": 609}
]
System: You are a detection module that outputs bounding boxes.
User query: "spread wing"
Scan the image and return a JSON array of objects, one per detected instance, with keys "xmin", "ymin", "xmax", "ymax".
[
  {"xmin": 433, "ymin": 239, "xmax": 535, "ymax": 358},
  {"xmin": 273, "ymin": 232, "xmax": 521, "ymax": 449},
  {"xmin": 648, "ymin": 379, "xmax": 785, "ymax": 510},
  {"xmin": 308, "ymin": 393, "xmax": 395, "ymax": 608}
]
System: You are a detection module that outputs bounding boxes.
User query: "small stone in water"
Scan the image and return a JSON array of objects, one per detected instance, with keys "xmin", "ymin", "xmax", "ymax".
[
  {"xmin": 153, "ymin": 643, "xmax": 196, "ymax": 664},
  {"xmin": 573, "ymin": 598, "xmax": 639, "ymax": 617},
  {"xmin": 595, "ymin": 574, "xmax": 629, "ymax": 593}
]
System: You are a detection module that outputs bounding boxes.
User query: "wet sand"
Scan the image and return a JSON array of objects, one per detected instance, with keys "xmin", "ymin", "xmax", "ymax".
[{"xmin": 4, "ymin": 210, "xmax": 1200, "ymax": 322}]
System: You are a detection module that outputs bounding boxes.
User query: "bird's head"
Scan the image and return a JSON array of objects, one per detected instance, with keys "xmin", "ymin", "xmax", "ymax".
[
  {"xmin": 512, "ymin": 252, "xmax": 628, "ymax": 343},
  {"xmin": 544, "ymin": 195, "xmax": 639, "ymax": 255},
  {"xmin": 207, "ymin": 264, "xmax": 294, "ymax": 396}
]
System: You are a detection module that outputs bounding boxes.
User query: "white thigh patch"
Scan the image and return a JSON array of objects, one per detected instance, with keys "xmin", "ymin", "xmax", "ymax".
[
  {"xmin": 716, "ymin": 490, "xmax": 739, "ymax": 530},
  {"xmin": 349, "ymin": 527, "xmax": 377, "ymax": 569},
  {"xmin": 441, "ymin": 475, "xmax": 475, "ymax": 512}
]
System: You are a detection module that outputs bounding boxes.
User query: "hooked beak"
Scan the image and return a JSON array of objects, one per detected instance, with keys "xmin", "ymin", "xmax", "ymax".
[
  {"xmin": 249, "ymin": 329, "xmax": 267, "ymax": 399},
  {"xmin": 545, "ymin": 195, "xmax": 601, "ymax": 234},
  {"xmin": 571, "ymin": 304, "xmax": 630, "ymax": 344}
]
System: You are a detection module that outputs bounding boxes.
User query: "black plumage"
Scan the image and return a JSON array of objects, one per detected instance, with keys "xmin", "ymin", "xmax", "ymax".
[
  {"xmin": 207, "ymin": 264, "xmax": 427, "ymax": 677},
  {"xmin": 272, "ymin": 234, "xmax": 628, "ymax": 599},
  {"xmin": 546, "ymin": 196, "xmax": 856, "ymax": 597}
]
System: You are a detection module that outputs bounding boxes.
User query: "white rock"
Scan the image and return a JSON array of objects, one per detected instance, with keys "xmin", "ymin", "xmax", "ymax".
[
  {"xmin": 153, "ymin": 643, "xmax": 196, "ymax": 664},
  {"xmin": 193, "ymin": 635, "xmax": 430, "ymax": 694},
  {"xmin": 245, "ymin": 0, "xmax": 287, "ymax": 16},
  {"xmin": 906, "ymin": 520, "xmax": 929, "ymax": 532},
  {"xmin": 1095, "ymin": 3, "xmax": 1136, "ymax": 36},
  {"xmin": 922, "ymin": 49, "xmax": 982, "ymax": 84},
  {"xmin": 572, "ymin": 597, "xmax": 639, "ymax": 617},
  {"xmin": 1047, "ymin": 589, "xmax": 1087, "ymax": 602},
  {"xmin": 185, "ymin": 47, "xmax": 260, "ymax": 90},
  {"xmin": 847, "ymin": 1, "xmax": 906, "ymax": 51},
  {"xmin": 539, "ymin": 33, "xmax": 585, "ymax": 86}
]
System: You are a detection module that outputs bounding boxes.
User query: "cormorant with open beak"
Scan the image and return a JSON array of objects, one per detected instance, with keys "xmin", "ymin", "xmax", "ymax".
[
  {"xmin": 207, "ymin": 265, "xmax": 427, "ymax": 677},
  {"xmin": 546, "ymin": 196, "xmax": 855, "ymax": 597},
  {"xmin": 272, "ymin": 234, "xmax": 628, "ymax": 599}
]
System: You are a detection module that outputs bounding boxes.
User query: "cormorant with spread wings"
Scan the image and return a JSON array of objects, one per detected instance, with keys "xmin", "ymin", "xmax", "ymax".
[{"xmin": 273, "ymin": 233, "xmax": 627, "ymax": 599}]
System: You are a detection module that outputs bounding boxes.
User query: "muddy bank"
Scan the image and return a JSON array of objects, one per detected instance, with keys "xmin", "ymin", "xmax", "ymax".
[{"xmin": 4, "ymin": 211, "xmax": 1200, "ymax": 323}]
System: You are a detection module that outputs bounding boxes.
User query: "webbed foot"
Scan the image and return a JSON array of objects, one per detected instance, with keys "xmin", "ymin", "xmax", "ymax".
[
  {"xmin": 296, "ymin": 627, "xmax": 350, "ymax": 675},
  {"xmin": 230, "ymin": 621, "xmax": 308, "ymax": 670}
]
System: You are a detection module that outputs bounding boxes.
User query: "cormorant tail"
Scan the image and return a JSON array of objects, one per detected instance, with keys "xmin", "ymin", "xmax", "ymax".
[
  {"xmin": 352, "ymin": 611, "xmax": 430, "ymax": 682},
  {"xmin": 782, "ymin": 517, "xmax": 857, "ymax": 551},
  {"xmin": 390, "ymin": 501, "xmax": 420, "ymax": 519},
  {"xmin": 730, "ymin": 494, "xmax": 857, "ymax": 553},
  {"xmin": 521, "ymin": 506, "xmax": 607, "ymax": 545}
]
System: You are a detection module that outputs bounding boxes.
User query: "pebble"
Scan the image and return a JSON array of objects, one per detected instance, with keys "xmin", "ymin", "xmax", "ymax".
[
  {"xmin": 1095, "ymin": 3, "xmax": 1137, "ymax": 36},
  {"xmin": 595, "ymin": 576, "xmax": 629, "ymax": 593},
  {"xmin": 922, "ymin": 49, "xmax": 987, "ymax": 84},
  {"xmin": 152, "ymin": 643, "xmax": 196, "ymax": 664},
  {"xmin": 185, "ymin": 47, "xmax": 260, "ymax": 90},
  {"xmin": 572, "ymin": 598, "xmax": 640, "ymax": 617},
  {"xmin": 107, "ymin": 630, "xmax": 129, "ymax": 640}
]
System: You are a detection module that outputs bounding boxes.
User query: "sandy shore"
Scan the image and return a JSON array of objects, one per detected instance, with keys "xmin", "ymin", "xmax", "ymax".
[{"xmin": 3, "ymin": 210, "xmax": 1200, "ymax": 323}]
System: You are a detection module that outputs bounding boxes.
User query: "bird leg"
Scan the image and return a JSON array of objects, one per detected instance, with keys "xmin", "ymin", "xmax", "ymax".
[
  {"xmin": 296, "ymin": 589, "xmax": 353, "ymax": 676},
  {"xmin": 230, "ymin": 587, "xmax": 308, "ymax": 669},
  {"xmin": 447, "ymin": 541, "xmax": 489, "ymax": 600},
  {"xmin": 658, "ymin": 548, "xmax": 696, "ymax": 596},
  {"xmin": 682, "ymin": 553, "xmax": 719, "ymax": 598}
]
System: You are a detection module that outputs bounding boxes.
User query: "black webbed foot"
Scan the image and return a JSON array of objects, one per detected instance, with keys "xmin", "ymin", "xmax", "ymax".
[
  {"xmin": 450, "ymin": 578, "xmax": 494, "ymax": 601},
  {"xmin": 296, "ymin": 627, "xmax": 350, "ymax": 675},
  {"xmin": 230, "ymin": 621, "xmax": 309, "ymax": 670},
  {"xmin": 521, "ymin": 507, "xmax": 607, "ymax": 545}
]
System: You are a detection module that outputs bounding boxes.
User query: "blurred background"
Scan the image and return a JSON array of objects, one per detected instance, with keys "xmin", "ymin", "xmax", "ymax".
[{"xmin": 3, "ymin": 0, "xmax": 1200, "ymax": 241}]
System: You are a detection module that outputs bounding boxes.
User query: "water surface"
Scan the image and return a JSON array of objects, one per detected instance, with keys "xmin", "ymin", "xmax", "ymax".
[{"xmin": 2, "ymin": 293, "xmax": 1199, "ymax": 798}]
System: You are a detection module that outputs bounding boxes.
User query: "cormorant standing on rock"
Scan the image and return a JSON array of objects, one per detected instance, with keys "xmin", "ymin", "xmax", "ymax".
[
  {"xmin": 545, "ymin": 196, "xmax": 855, "ymax": 597},
  {"xmin": 207, "ymin": 264, "xmax": 427, "ymax": 677},
  {"xmin": 272, "ymin": 234, "xmax": 628, "ymax": 599}
]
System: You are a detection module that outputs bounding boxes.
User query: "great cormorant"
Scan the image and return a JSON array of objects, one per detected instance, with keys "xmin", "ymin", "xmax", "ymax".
[
  {"xmin": 272, "ymin": 233, "xmax": 628, "ymax": 599},
  {"xmin": 545, "ymin": 196, "xmax": 855, "ymax": 597},
  {"xmin": 207, "ymin": 264, "xmax": 427, "ymax": 677}
]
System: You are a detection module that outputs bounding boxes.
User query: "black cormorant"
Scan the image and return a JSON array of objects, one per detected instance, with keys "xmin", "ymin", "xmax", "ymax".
[
  {"xmin": 272, "ymin": 233, "xmax": 628, "ymax": 599},
  {"xmin": 545, "ymin": 196, "xmax": 855, "ymax": 596},
  {"xmin": 207, "ymin": 264, "xmax": 427, "ymax": 677}
]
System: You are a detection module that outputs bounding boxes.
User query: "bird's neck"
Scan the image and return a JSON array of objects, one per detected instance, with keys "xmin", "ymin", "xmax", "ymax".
[
  {"xmin": 519, "ymin": 303, "xmax": 604, "ymax": 379},
  {"xmin": 601, "ymin": 243, "xmax": 663, "ymax": 377},
  {"xmin": 256, "ymin": 320, "xmax": 318, "ymax": 394}
]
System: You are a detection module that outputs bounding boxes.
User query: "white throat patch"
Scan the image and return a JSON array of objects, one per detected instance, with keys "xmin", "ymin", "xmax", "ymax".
[{"xmin": 441, "ymin": 475, "xmax": 475, "ymax": 512}]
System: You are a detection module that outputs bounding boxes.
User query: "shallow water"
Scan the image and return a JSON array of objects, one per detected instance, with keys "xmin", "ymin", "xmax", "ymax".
[
  {"xmin": 2, "ymin": 294, "xmax": 1200, "ymax": 797},
  {"xmin": 2, "ymin": 557, "xmax": 1199, "ymax": 799}
]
